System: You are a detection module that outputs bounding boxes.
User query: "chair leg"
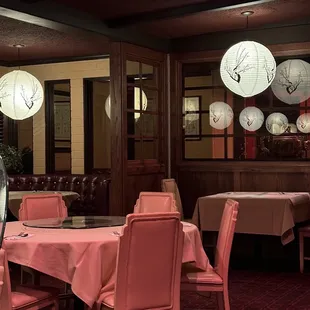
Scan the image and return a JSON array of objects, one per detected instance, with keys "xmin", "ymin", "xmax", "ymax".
[
  {"xmin": 216, "ymin": 292, "xmax": 224, "ymax": 310},
  {"xmin": 299, "ymin": 232, "xmax": 304, "ymax": 273},
  {"xmin": 222, "ymin": 285, "xmax": 230, "ymax": 310}
]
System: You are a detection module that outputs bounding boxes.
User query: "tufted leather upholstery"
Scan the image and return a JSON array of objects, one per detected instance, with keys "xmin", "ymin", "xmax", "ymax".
[{"xmin": 8, "ymin": 174, "xmax": 111, "ymax": 216}]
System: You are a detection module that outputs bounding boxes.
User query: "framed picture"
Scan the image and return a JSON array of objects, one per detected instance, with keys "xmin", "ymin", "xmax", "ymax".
[
  {"xmin": 54, "ymin": 102, "xmax": 71, "ymax": 141},
  {"xmin": 183, "ymin": 96, "xmax": 201, "ymax": 140}
]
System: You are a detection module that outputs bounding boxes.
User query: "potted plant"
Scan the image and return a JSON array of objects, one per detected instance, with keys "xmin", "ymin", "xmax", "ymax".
[{"xmin": 0, "ymin": 143, "xmax": 23, "ymax": 174}]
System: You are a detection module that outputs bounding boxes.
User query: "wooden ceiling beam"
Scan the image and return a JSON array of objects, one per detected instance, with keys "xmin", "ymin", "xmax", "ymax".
[
  {"xmin": 0, "ymin": 0, "xmax": 170, "ymax": 52},
  {"xmin": 105, "ymin": 0, "xmax": 277, "ymax": 28}
]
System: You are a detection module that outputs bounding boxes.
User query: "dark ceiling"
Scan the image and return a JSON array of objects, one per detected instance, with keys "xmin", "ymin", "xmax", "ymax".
[
  {"xmin": 0, "ymin": 14, "xmax": 109, "ymax": 65},
  {"xmin": 144, "ymin": 0, "xmax": 310, "ymax": 38},
  {"xmin": 53, "ymin": 0, "xmax": 310, "ymax": 38},
  {"xmin": 0, "ymin": 0, "xmax": 309, "ymax": 63}
]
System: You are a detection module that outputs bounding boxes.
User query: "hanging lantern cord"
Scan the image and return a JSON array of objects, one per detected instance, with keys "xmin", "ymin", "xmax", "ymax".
[{"xmin": 17, "ymin": 47, "xmax": 20, "ymax": 70}]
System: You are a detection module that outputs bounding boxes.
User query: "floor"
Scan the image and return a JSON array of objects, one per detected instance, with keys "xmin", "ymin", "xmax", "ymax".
[{"xmin": 10, "ymin": 266, "xmax": 310, "ymax": 310}]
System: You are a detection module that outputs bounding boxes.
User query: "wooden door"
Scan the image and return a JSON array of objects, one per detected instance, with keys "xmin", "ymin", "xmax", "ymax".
[{"xmin": 110, "ymin": 43, "xmax": 168, "ymax": 215}]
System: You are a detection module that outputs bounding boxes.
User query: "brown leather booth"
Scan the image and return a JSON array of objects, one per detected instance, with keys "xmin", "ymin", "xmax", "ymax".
[{"xmin": 8, "ymin": 174, "xmax": 111, "ymax": 216}]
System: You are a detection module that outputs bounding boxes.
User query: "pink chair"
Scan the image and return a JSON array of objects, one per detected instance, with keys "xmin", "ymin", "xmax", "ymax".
[
  {"xmin": 134, "ymin": 192, "xmax": 178, "ymax": 213},
  {"xmin": 101, "ymin": 212, "xmax": 184, "ymax": 310},
  {"xmin": 181, "ymin": 199, "xmax": 239, "ymax": 310},
  {"xmin": 19, "ymin": 193, "xmax": 68, "ymax": 221},
  {"xmin": 0, "ymin": 248, "xmax": 59, "ymax": 309},
  {"xmin": 19, "ymin": 193, "xmax": 67, "ymax": 286}
]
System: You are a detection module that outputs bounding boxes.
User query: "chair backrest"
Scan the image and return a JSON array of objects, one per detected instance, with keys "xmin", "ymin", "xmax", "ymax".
[
  {"xmin": 214, "ymin": 199, "xmax": 239, "ymax": 282},
  {"xmin": 161, "ymin": 178, "xmax": 184, "ymax": 219},
  {"xmin": 19, "ymin": 193, "xmax": 68, "ymax": 221},
  {"xmin": 0, "ymin": 156, "xmax": 8, "ymax": 248},
  {"xmin": 114, "ymin": 212, "xmax": 184, "ymax": 310},
  {"xmin": 134, "ymin": 192, "xmax": 177, "ymax": 214},
  {"xmin": 0, "ymin": 249, "xmax": 12, "ymax": 309}
]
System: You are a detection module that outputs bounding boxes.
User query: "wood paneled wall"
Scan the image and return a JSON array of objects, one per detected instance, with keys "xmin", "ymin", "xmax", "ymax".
[{"xmin": 177, "ymin": 162, "xmax": 310, "ymax": 218}]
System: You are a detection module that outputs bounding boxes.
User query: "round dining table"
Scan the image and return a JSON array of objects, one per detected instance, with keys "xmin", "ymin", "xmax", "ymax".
[{"xmin": 3, "ymin": 216, "xmax": 210, "ymax": 308}]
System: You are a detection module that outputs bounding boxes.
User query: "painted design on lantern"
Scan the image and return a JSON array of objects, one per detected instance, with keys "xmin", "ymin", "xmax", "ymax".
[
  {"xmin": 263, "ymin": 57, "xmax": 276, "ymax": 83},
  {"xmin": 239, "ymin": 107, "xmax": 264, "ymax": 131},
  {"xmin": 0, "ymin": 78, "xmax": 9, "ymax": 108},
  {"xmin": 209, "ymin": 102, "xmax": 234, "ymax": 130},
  {"xmin": 20, "ymin": 79, "xmax": 42, "ymax": 110},
  {"xmin": 277, "ymin": 67, "xmax": 303, "ymax": 95},
  {"xmin": 297, "ymin": 113, "xmax": 310, "ymax": 133},
  {"xmin": 224, "ymin": 47, "xmax": 255, "ymax": 83}
]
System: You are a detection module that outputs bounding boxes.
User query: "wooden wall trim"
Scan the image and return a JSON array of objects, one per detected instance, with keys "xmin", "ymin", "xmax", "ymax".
[
  {"xmin": 110, "ymin": 42, "xmax": 126, "ymax": 216},
  {"xmin": 178, "ymin": 161, "xmax": 310, "ymax": 173},
  {"xmin": 174, "ymin": 41, "xmax": 310, "ymax": 62}
]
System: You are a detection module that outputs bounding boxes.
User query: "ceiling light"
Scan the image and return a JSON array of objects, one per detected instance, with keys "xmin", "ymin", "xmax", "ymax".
[
  {"xmin": 0, "ymin": 70, "xmax": 44, "ymax": 120},
  {"xmin": 271, "ymin": 59, "xmax": 310, "ymax": 105},
  {"xmin": 220, "ymin": 41, "xmax": 276, "ymax": 97},
  {"xmin": 241, "ymin": 11, "xmax": 254, "ymax": 16},
  {"xmin": 297, "ymin": 113, "xmax": 310, "ymax": 133},
  {"xmin": 105, "ymin": 87, "xmax": 147, "ymax": 120},
  {"xmin": 239, "ymin": 106, "xmax": 264, "ymax": 131},
  {"xmin": 12, "ymin": 44, "xmax": 25, "ymax": 48},
  {"xmin": 266, "ymin": 113, "xmax": 288, "ymax": 135},
  {"xmin": 209, "ymin": 101, "xmax": 234, "ymax": 130}
]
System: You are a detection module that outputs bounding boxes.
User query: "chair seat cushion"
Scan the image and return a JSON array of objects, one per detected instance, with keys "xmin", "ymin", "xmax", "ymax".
[
  {"xmin": 101, "ymin": 293, "xmax": 114, "ymax": 309},
  {"xmin": 12, "ymin": 285, "xmax": 59, "ymax": 309},
  {"xmin": 181, "ymin": 266, "xmax": 223, "ymax": 285}
]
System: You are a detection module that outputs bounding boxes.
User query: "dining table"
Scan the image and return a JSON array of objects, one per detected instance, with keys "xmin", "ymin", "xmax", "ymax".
[
  {"xmin": 192, "ymin": 191, "xmax": 310, "ymax": 245},
  {"xmin": 8, "ymin": 191, "xmax": 80, "ymax": 219},
  {"xmin": 3, "ymin": 216, "xmax": 210, "ymax": 309}
]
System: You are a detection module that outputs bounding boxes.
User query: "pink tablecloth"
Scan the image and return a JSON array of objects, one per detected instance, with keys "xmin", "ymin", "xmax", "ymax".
[{"xmin": 3, "ymin": 221, "xmax": 209, "ymax": 308}]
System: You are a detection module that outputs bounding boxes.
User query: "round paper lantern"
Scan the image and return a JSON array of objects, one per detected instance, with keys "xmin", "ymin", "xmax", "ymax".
[
  {"xmin": 265, "ymin": 112, "xmax": 288, "ymax": 135},
  {"xmin": 209, "ymin": 101, "xmax": 234, "ymax": 130},
  {"xmin": 105, "ymin": 87, "xmax": 147, "ymax": 120},
  {"xmin": 271, "ymin": 59, "xmax": 310, "ymax": 105},
  {"xmin": 297, "ymin": 113, "xmax": 310, "ymax": 133},
  {"xmin": 286, "ymin": 123, "xmax": 298, "ymax": 133},
  {"xmin": 239, "ymin": 107, "xmax": 264, "ymax": 131},
  {"xmin": 0, "ymin": 70, "xmax": 43, "ymax": 120},
  {"xmin": 220, "ymin": 41, "xmax": 276, "ymax": 97}
]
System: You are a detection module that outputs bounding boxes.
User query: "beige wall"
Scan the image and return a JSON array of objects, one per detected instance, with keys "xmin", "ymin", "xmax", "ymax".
[
  {"xmin": 6, "ymin": 59, "xmax": 109, "ymax": 174},
  {"xmin": 93, "ymin": 81, "xmax": 111, "ymax": 169}
]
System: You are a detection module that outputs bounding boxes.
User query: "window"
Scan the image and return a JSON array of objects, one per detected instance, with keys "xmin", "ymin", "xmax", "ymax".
[
  {"xmin": 126, "ymin": 60, "xmax": 160, "ymax": 161},
  {"xmin": 182, "ymin": 57, "xmax": 310, "ymax": 161}
]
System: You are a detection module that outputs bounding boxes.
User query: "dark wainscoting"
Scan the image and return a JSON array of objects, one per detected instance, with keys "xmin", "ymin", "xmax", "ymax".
[
  {"xmin": 125, "ymin": 163, "xmax": 165, "ymax": 215},
  {"xmin": 177, "ymin": 161, "xmax": 310, "ymax": 219}
]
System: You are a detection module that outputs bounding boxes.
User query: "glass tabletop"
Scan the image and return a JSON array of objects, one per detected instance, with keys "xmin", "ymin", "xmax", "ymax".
[{"xmin": 22, "ymin": 216, "xmax": 126, "ymax": 229}]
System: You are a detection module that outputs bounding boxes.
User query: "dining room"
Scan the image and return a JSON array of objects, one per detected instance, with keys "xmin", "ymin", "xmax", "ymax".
[{"xmin": 1, "ymin": 0, "xmax": 310, "ymax": 309}]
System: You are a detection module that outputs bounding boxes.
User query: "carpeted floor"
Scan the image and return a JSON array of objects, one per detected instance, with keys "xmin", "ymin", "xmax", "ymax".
[
  {"xmin": 181, "ymin": 270, "xmax": 310, "ymax": 310},
  {"xmin": 10, "ymin": 266, "xmax": 310, "ymax": 309}
]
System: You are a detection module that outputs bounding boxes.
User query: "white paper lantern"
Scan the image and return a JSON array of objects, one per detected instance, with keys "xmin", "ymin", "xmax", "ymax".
[
  {"xmin": 105, "ymin": 87, "xmax": 147, "ymax": 120},
  {"xmin": 239, "ymin": 106, "xmax": 264, "ymax": 131},
  {"xmin": 271, "ymin": 59, "xmax": 310, "ymax": 105},
  {"xmin": 296, "ymin": 113, "xmax": 310, "ymax": 133},
  {"xmin": 209, "ymin": 101, "xmax": 234, "ymax": 130},
  {"xmin": 220, "ymin": 41, "xmax": 276, "ymax": 97},
  {"xmin": 0, "ymin": 70, "xmax": 43, "ymax": 120},
  {"xmin": 266, "ymin": 112, "xmax": 288, "ymax": 135},
  {"xmin": 286, "ymin": 123, "xmax": 298, "ymax": 133}
]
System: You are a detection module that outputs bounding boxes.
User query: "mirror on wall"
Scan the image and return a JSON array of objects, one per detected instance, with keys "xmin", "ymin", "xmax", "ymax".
[{"xmin": 45, "ymin": 80, "xmax": 71, "ymax": 173}]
